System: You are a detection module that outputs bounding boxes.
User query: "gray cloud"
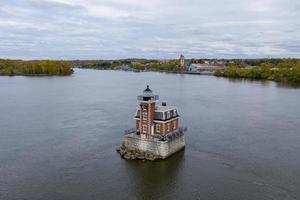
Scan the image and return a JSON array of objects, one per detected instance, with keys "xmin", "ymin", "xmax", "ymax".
[{"xmin": 0, "ymin": 0, "xmax": 299, "ymax": 59}]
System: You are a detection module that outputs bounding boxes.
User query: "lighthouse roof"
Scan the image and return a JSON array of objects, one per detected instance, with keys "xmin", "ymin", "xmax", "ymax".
[
  {"xmin": 135, "ymin": 104, "xmax": 178, "ymax": 121},
  {"xmin": 143, "ymin": 85, "xmax": 153, "ymax": 97},
  {"xmin": 143, "ymin": 85, "xmax": 152, "ymax": 93},
  {"xmin": 137, "ymin": 85, "xmax": 159, "ymax": 101},
  {"xmin": 156, "ymin": 105, "xmax": 177, "ymax": 112}
]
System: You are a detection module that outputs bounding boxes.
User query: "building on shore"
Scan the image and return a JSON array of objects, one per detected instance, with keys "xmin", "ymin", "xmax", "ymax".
[
  {"xmin": 117, "ymin": 86, "xmax": 186, "ymax": 160},
  {"xmin": 119, "ymin": 64, "xmax": 132, "ymax": 71},
  {"xmin": 179, "ymin": 54, "xmax": 186, "ymax": 72},
  {"xmin": 187, "ymin": 63, "xmax": 226, "ymax": 74}
]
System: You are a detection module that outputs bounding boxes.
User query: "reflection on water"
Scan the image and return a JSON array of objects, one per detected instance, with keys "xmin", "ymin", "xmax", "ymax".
[
  {"xmin": 125, "ymin": 150, "xmax": 185, "ymax": 199},
  {"xmin": 224, "ymin": 77, "xmax": 300, "ymax": 88},
  {"xmin": 275, "ymin": 82, "xmax": 300, "ymax": 89},
  {"xmin": 226, "ymin": 77, "xmax": 273, "ymax": 86}
]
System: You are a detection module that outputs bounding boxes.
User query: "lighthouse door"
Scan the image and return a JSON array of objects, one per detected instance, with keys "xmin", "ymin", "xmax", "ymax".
[{"xmin": 151, "ymin": 125, "xmax": 154, "ymax": 135}]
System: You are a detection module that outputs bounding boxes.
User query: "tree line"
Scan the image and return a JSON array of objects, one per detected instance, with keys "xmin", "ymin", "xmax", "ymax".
[
  {"xmin": 78, "ymin": 59, "xmax": 180, "ymax": 72},
  {"xmin": 131, "ymin": 60, "xmax": 179, "ymax": 72},
  {"xmin": 0, "ymin": 59, "xmax": 73, "ymax": 76},
  {"xmin": 215, "ymin": 59, "xmax": 300, "ymax": 83}
]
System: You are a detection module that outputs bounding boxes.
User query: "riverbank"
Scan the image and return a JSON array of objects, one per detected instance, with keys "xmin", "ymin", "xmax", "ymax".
[
  {"xmin": 214, "ymin": 60, "xmax": 300, "ymax": 83},
  {"xmin": 0, "ymin": 59, "xmax": 73, "ymax": 76}
]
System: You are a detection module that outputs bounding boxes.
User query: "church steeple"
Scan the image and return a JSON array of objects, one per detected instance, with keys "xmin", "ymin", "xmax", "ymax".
[{"xmin": 179, "ymin": 54, "xmax": 185, "ymax": 72}]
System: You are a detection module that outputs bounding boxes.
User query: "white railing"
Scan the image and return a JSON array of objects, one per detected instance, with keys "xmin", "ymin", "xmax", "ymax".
[
  {"xmin": 158, "ymin": 126, "xmax": 187, "ymax": 141},
  {"xmin": 137, "ymin": 95, "xmax": 159, "ymax": 101}
]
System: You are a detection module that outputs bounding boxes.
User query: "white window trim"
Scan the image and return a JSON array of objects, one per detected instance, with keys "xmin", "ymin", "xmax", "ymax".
[
  {"xmin": 142, "ymin": 125, "xmax": 147, "ymax": 133},
  {"xmin": 141, "ymin": 104, "xmax": 147, "ymax": 111},
  {"xmin": 173, "ymin": 121, "xmax": 176, "ymax": 129},
  {"xmin": 174, "ymin": 109, "xmax": 177, "ymax": 116},
  {"xmin": 167, "ymin": 123, "xmax": 170, "ymax": 132},
  {"xmin": 166, "ymin": 111, "xmax": 170, "ymax": 119},
  {"xmin": 143, "ymin": 112, "xmax": 148, "ymax": 120}
]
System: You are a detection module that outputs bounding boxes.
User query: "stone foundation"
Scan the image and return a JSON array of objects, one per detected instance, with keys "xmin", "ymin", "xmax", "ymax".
[
  {"xmin": 117, "ymin": 131, "xmax": 185, "ymax": 160},
  {"xmin": 116, "ymin": 144, "xmax": 162, "ymax": 160}
]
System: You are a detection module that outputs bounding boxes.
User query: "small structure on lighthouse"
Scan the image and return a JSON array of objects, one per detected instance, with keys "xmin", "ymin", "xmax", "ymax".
[{"xmin": 117, "ymin": 85, "xmax": 186, "ymax": 160}]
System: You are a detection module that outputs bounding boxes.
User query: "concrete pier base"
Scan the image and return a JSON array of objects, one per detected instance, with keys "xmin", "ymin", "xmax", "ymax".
[{"xmin": 119, "ymin": 131, "xmax": 185, "ymax": 160}]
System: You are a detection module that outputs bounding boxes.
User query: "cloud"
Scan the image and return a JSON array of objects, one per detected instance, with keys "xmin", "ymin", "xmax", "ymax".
[{"xmin": 0, "ymin": 0, "xmax": 299, "ymax": 59}]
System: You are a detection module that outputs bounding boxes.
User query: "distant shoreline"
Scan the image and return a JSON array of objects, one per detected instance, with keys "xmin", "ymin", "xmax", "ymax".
[
  {"xmin": 76, "ymin": 66, "xmax": 300, "ymax": 84},
  {"xmin": 0, "ymin": 73, "xmax": 73, "ymax": 77},
  {"xmin": 0, "ymin": 59, "xmax": 74, "ymax": 76},
  {"xmin": 2, "ymin": 58, "xmax": 299, "ymax": 83}
]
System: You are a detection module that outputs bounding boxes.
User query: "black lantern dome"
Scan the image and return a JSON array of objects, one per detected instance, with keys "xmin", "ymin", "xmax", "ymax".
[
  {"xmin": 137, "ymin": 85, "xmax": 159, "ymax": 101},
  {"xmin": 143, "ymin": 85, "xmax": 152, "ymax": 93}
]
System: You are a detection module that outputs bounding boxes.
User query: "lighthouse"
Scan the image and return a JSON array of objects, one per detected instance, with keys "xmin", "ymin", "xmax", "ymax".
[
  {"xmin": 117, "ymin": 86, "xmax": 186, "ymax": 160},
  {"xmin": 135, "ymin": 85, "xmax": 179, "ymax": 137},
  {"xmin": 136, "ymin": 85, "xmax": 158, "ymax": 137}
]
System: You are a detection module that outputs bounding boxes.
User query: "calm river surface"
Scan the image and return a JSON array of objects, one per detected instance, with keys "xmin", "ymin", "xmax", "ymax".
[{"xmin": 0, "ymin": 69, "xmax": 300, "ymax": 200}]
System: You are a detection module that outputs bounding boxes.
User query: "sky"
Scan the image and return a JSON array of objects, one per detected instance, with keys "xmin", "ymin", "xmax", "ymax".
[{"xmin": 0, "ymin": 0, "xmax": 299, "ymax": 60}]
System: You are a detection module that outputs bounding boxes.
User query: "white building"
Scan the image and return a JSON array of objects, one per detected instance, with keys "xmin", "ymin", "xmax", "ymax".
[{"xmin": 188, "ymin": 63, "xmax": 225, "ymax": 73}]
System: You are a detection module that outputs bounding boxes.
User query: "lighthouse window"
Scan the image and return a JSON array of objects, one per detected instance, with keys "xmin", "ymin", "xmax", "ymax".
[
  {"xmin": 166, "ymin": 111, "xmax": 170, "ymax": 119},
  {"xmin": 142, "ymin": 125, "xmax": 147, "ymax": 133},
  {"xmin": 141, "ymin": 104, "xmax": 147, "ymax": 111},
  {"xmin": 135, "ymin": 110, "xmax": 140, "ymax": 118},
  {"xmin": 154, "ymin": 112, "xmax": 163, "ymax": 120},
  {"xmin": 156, "ymin": 124, "xmax": 160, "ymax": 133},
  {"xmin": 173, "ymin": 121, "xmax": 177, "ymax": 129},
  {"xmin": 143, "ymin": 112, "xmax": 148, "ymax": 119},
  {"xmin": 167, "ymin": 123, "xmax": 170, "ymax": 132}
]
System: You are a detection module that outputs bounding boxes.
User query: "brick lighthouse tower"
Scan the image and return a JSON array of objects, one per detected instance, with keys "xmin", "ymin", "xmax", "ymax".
[
  {"xmin": 117, "ymin": 86, "xmax": 186, "ymax": 160},
  {"xmin": 136, "ymin": 85, "xmax": 159, "ymax": 137}
]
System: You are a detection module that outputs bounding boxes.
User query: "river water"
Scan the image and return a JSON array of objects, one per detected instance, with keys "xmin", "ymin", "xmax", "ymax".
[{"xmin": 0, "ymin": 69, "xmax": 300, "ymax": 200}]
